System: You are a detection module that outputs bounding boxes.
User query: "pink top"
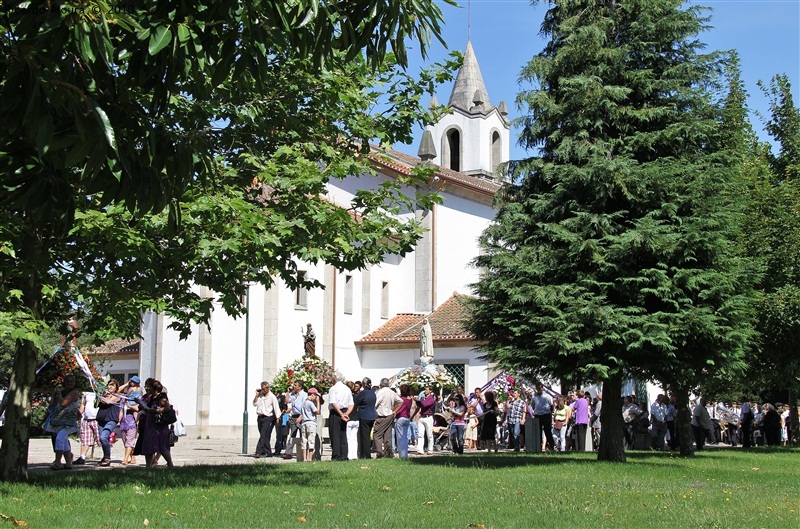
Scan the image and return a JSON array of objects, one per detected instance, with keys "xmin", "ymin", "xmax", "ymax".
[
  {"xmin": 396, "ymin": 397, "xmax": 413, "ymax": 419},
  {"xmin": 451, "ymin": 405, "xmax": 466, "ymax": 426}
]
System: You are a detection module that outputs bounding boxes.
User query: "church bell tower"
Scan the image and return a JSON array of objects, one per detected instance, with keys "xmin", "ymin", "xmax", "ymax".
[{"xmin": 425, "ymin": 41, "xmax": 510, "ymax": 180}]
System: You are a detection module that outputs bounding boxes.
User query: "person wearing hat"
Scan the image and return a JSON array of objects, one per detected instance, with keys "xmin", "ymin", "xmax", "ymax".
[
  {"xmin": 253, "ymin": 381, "xmax": 281, "ymax": 458},
  {"xmin": 301, "ymin": 388, "xmax": 320, "ymax": 461}
]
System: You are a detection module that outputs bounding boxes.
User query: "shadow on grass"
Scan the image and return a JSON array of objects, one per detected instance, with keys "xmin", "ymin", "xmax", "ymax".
[
  {"xmin": 22, "ymin": 463, "xmax": 330, "ymax": 491},
  {"xmin": 409, "ymin": 450, "xmax": 685, "ymax": 469},
  {"xmin": 408, "ymin": 445, "xmax": 800, "ymax": 469}
]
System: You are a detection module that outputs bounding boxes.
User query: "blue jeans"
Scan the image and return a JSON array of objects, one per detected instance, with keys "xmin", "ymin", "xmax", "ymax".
[
  {"xmin": 408, "ymin": 420, "xmax": 418, "ymax": 443},
  {"xmin": 508, "ymin": 422, "xmax": 521, "ymax": 449},
  {"xmin": 54, "ymin": 429, "xmax": 72, "ymax": 452},
  {"xmin": 395, "ymin": 417, "xmax": 410, "ymax": 459},
  {"xmin": 450, "ymin": 423, "xmax": 465, "ymax": 454},
  {"xmin": 99, "ymin": 421, "xmax": 117, "ymax": 461}
]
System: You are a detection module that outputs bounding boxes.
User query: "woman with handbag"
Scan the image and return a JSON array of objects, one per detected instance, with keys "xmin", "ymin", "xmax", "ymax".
[
  {"xmin": 43, "ymin": 374, "xmax": 82, "ymax": 470},
  {"xmin": 552, "ymin": 397, "xmax": 571, "ymax": 452},
  {"xmin": 140, "ymin": 380, "xmax": 175, "ymax": 468}
]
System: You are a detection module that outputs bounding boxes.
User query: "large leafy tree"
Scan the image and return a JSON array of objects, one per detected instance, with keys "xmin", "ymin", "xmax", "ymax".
[
  {"xmin": 469, "ymin": 0, "xmax": 753, "ymax": 462},
  {"xmin": 0, "ymin": 0, "xmax": 455, "ymax": 481},
  {"xmin": 741, "ymin": 75, "xmax": 800, "ymax": 444}
]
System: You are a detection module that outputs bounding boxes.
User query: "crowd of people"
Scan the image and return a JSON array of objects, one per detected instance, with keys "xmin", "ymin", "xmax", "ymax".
[
  {"xmin": 26, "ymin": 371, "xmax": 796, "ymax": 470},
  {"xmin": 253, "ymin": 372, "xmax": 796, "ymax": 460},
  {"xmin": 42, "ymin": 375, "xmax": 177, "ymax": 470},
  {"xmin": 251, "ymin": 374, "xmax": 605, "ymax": 459}
]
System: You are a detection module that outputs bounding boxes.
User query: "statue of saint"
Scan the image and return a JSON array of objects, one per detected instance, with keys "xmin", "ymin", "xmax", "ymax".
[
  {"xmin": 303, "ymin": 323, "xmax": 317, "ymax": 357},
  {"xmin": 419, "ymin": 317, "xmax": 434, "ymax": 364}
]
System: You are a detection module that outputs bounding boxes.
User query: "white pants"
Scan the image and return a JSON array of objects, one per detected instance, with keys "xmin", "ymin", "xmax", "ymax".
[
  {"xmin": 346, "ymin": 420, "xmax": 359, "ymax": 460},
  {"xmin": 418, "ymin": 415, "xmax": 435, "ymax": 453}
]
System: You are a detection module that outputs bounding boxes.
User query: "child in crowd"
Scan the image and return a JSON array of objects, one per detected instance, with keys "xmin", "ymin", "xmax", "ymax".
[{"xmin": 301, "ymin": 388, "xmax": 320, "ymax": 461}]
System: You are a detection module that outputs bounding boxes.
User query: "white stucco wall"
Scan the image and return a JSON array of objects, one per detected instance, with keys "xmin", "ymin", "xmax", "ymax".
[
  {"xmin": 99, "ymin": 358, "xmax": 140, "ymax": 380},
  {"xmin": 434, "ymin": 195, "xmax": 494, "ymax": 305},
  {"xmin": 158, "ymin": 319, "xmax": 201, "ymax": 425}
]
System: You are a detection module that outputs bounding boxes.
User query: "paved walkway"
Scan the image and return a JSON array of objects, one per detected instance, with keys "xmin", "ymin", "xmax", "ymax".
[{"xmin": 25, "ymin": 436, "xmax": 333, "ymax": 473}]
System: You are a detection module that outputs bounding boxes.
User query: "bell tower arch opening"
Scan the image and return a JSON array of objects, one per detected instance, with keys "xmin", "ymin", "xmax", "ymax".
[
  {"xmin": 491, "ymin": 130, "xmax": 502, "ymax": 173},
  {"xmin": 443, "ymin": 128, "xmax": 461, "ymax": 172}
]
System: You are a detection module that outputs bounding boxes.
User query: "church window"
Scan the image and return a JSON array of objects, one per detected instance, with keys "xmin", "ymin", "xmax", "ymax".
[
  {"xmin": 344, "ymin": 274, "xmax": 353, "ymax": 315},
  {"xmin": 295, "ymin": 271, "xmax": 309, "ymax": 310},
  {"xmin": 443, "ymin": 128, "xmax": 461, "ymax": 172},
  {"xmin": 381, "ymin": 281, "xmax": 389, "ymax": 319},
  {"xmin": 442, "ymin": 363, "xmax": 466, "ymax": 389}
]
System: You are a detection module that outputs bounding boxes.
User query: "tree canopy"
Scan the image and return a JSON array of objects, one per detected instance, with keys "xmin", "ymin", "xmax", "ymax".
[
  {"xmin": 741, "ymin": 75, "xmax": 800, "ymax": 443},
  {"xmin": 468, "ymin": 0, "xmax": 754, "ymax": 461},
  {"xmin": 0, "ymin": 0, "xmax": 457, "ymax": 481}
]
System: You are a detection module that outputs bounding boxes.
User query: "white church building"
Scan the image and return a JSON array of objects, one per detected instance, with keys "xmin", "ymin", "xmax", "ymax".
[{"xmin": 126, "ymin": 43, "xmax": 511, "ymax": 437}]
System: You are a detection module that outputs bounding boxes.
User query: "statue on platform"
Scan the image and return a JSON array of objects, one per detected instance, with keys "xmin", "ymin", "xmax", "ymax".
[
  {"xmin": 302, "ymin": 323, "xmax": 317, "ymax": 358},
  {"xmin": 419, "ymin": 317, "xmax": 434, "ymax": 365}
]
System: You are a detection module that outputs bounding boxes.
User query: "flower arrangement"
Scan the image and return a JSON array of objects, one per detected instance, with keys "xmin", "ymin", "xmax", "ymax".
[
  {"xmin": 34, "ymin": 346, "xmax": 104, "ymax": 391},
  {"xmin": 395, "ymin": 364, "xmax": 457, "ymax": 392},
  {"xmin": 271, "ymin": 356, "xmax": 336, "ymax": 394}
]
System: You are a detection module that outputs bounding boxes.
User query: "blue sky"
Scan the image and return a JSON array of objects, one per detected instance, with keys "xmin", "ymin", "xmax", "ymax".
[{"xmin": 398, "ymin": 0, "xmax": 800, "ymax": 160}]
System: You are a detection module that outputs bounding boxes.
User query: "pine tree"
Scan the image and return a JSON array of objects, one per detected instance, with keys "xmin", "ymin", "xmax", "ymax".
[{"xmin": 469, "ymin": 0, "xmax": 754, "ymax": 461}]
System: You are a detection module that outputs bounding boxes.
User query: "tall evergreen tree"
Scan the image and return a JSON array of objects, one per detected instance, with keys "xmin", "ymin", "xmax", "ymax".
[
  {"xmin": 742, "ymin": 75, "xmax": 800, "ymax": 444},
  {"xmin": 469, "ymin": 0, "xmax": 754, "ymax": 462}
]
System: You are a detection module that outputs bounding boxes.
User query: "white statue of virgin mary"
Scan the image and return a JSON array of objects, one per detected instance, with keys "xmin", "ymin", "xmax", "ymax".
[{"xmin": 419, "ymin": 317, "xmax": 434, "ymax": 365}]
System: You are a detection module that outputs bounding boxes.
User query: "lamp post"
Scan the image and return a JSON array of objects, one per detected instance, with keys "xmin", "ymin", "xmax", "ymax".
[{"xmin": 242, "ymin": 283, "xmax": 250, "ymax": 454}]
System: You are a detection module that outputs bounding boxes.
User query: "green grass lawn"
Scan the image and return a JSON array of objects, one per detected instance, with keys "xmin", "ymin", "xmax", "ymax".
[{"xmin": 1, "ymin": 449, "xmax": 798, "ymax": 528}]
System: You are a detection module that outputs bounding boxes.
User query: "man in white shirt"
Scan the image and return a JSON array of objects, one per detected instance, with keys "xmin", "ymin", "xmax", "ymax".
[
  {"xmin": 374, "ymin": 378, "xmax": 402, "ymax": 458},
  {"xmin": 650, "ymin": 394, "xmax": 669, "ymax": 451},
  {"xmin": 327, "ymin": 371, "xmax": 354, "ymax": 461},
  {"xmin": 253, "ymin": 381, "xmax": 281, "ymax": 458}
]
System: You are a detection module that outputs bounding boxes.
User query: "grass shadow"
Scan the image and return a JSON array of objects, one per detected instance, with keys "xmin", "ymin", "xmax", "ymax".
[
  {"xmin": 21, "ymin": 463, "xmax": 331, "ymax": 491},
  {"xmin": 409, "ymin": 450, "xmax": 683, "ymax": 469}
]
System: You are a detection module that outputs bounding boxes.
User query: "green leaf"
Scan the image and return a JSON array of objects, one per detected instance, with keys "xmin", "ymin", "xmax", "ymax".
[
  {"xmin": 148, "ymin": 26, "xmax": 172, "ymax": 55},
  {"xmin": 36, "ymin": 115, "xmax": 53, "ymax": 156},
  {"xmin": 177, "ymin": 24, "xmax": 190, "ymax": 44},
  {"xmin": 90, "ymin": 101, "xmax": 116, "ymax": 152}
]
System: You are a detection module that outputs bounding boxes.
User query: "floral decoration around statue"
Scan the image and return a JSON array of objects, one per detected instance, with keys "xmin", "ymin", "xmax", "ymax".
[
  {"xmin": 395, "ymin": 363, "xmax": 457, "ymax": 393},
  {"xmin": 34, "ymin": 346, "xmax": 104, "ymax": 392},
  {"xmin": 271, "ymin": 356, "xmax": 336, "ymax": 395}
]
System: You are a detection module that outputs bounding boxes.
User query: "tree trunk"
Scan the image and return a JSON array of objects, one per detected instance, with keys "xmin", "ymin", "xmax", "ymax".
[
  {"xmin": 674, "ymin": 388, "xmax": 695, "ymax": 457},
  {"xmin": 597, "ymin": 370, "xmax": 626, "ymax": 462},
  {"xmin": 0, "ymin": 339, "xmax": 39, "ymax": 482},
  {"xmin": 1, "ymin": 228, "xmax": 45, "ymax": 482}
]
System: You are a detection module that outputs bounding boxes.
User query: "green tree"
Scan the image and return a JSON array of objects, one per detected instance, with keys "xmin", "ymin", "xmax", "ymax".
[
  {"xmin": 0, "ymin": 0, "xmax": 456, "ymax": 481},
  {"xmin": 469, "ymin": 0, "xmax": 753, "ymax": 462},
  {"xmin": 647, "ymin": 56, "xmax": 757, "ymax": 456},
  {"xmin": 741, "ymin": 75, "xmax": 800, "ymax": 444}
]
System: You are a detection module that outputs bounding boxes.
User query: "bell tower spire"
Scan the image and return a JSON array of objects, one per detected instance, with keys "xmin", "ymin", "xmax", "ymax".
[{"xmin": 426, "ymin": 42, "xmax": 510, "ymax": 180}]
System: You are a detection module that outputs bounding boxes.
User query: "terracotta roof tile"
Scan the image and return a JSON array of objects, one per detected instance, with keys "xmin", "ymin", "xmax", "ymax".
[
  {"xmin": 84, "ymin": 339, "xmax": 140, "ymax": 356},
  {"xmin": 356, "ymin": 292, "xmax": 475, "ymax": 345},
  {"xmin": 368, "ymin": 146, "xmax": 501, "ymax": 196}
]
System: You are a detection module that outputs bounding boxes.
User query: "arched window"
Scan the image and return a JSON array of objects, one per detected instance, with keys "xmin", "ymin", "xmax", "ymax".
[
  {"xmin": 443, "ymin": 128, "xmax": 461, "ymax": 172},
  {"xmin": 491, "ymin": 130, "xmax": 502, "ymax": 174}
]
